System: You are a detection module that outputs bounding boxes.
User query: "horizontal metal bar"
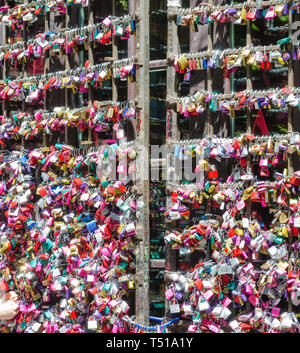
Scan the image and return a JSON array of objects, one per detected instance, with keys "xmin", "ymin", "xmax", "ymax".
[
  {"xmin": 167, "ymin": 131, "xmax": 299, "ymax": 146},
  {"xmin": 10, "ymin": 55, "xmax": 135, "ymax": 83},
  {"xmin": 173, "ymin": 44, "xmax": 282, "ymax": 61},
  {"xmin": 166, "ymin": 176, "xmax": 294, "ymax": 192},
  {"xmin": 168, "ymin": 0, "xmax": 299, "ymax": 15},
  {"xmin": 170, "ymin": 86, "xmax": 300, "ymax": 104},
  {"xmin": 149, "ymin": 59, "xmax": 167, "ymax": 69}
]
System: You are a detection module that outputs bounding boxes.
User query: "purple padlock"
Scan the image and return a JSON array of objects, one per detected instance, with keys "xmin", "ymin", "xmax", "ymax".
[
  {"xmin": 282, "ymin": 3, "xmax": 289, "ymax": 15},
  {"xmin": 175, "ymin": 291, "xmax": 184, "ymax": 301},
  {"xmin": 256, "ymin": 9, "xmax": 263, "ymax": 19},
  {"xmin": 184, "ymin": 70, "xmax": 191, "ymax": 82},
  {"xmin": 205, "ymin": 92, "xmax": 212, "ymax": 102},
  {"xmin": 207, "ymin": 60, "xmax": 216, "ymax": 69},
  {"xmin": 227, "ymin": 8, "xmax": 237, "ymax": 16},
  {"xmin": 282, "ymin": 53, "xmax": 290, "ymax": 62}
]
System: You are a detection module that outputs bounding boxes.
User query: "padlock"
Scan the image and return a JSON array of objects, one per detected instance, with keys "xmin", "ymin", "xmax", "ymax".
[{"xmin": 169, "ymin": 298, "xmax": 180, "ymax": 314}]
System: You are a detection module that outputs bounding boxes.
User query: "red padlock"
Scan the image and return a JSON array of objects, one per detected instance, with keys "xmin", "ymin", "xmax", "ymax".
[
  {"xmin": 195, "ymin": 279, "xmax": 203, "ymax": 290},
  {"xmin": 208, "ymin": 170, "xmax": 218, "ymax": 179},
  {"xmin": 172, "ymin": 192, "xmax": 178, "ymax": 202}
]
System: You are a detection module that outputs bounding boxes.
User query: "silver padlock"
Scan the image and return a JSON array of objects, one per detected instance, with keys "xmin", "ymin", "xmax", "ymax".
[{"xmin": 169, "ymin": 298, "xmax": 180, "ymax": 314}]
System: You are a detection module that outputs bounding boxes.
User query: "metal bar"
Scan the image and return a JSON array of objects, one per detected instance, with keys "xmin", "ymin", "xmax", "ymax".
[
  {"xmin": 78, "ymin": 5, "xmax": 85, "ymax": 147},
  {"xmin": 288, "ymin": 8, "xmax": 294, "ymax": 175},
  {"xmin": 112, "ymin": 0, "xmax": 118, "ymax": 102},
  {"xmin": 205, "ymin": 0, "xmax": 214, "ymax": 263},
  {"xmin": 128, "ymin": 0, "xmax": 137, "ymax": 102},
  {"xmin": 169, "ymin": 0, "xmax": 298, "ymax": 15},
  {"xmin": 287, "ymin": 4, "xmax": 294, "ymax": 314},
  {"xmin": 65, "ymin": 6, "xmax": 70, "ymax": 145},
  {"xmin": 169, "ymin": 85, "xmax": 300, "ymax": 104},
  {"xmin": 21, "ymin": 22, "xmax": 28, "ymax": 148},
  {"xmin": 171, "ymin": 44, "xmax": 282, "ymax": 61},
  {"xmin": 166, "ymin": 3, "xmax": 181, "ymax": 141},
  {"xmin": 167, "ymin": 177, "xmax": 294, "ymax": 191},
  {"xmin": 230, "ymin": 22, "xmax": 235, "ymax": 137},
  {"xmin": 169, "ymin": 132, "xmax": 298, "ymax": 145},
  {"xmin": 245, "ymin": 1, "xmax": 253, "ymax": 315},
  {"xmin": 206, "ymin": 0, "xmax": 213, "ymax": 139},
  {"xmin": 43, "ymin": 9, "xmax": 49, "ymax": 148},
  {"xmin": 88, "ymin": 0, "xmax": 94, "ymax": 148},
  {"xmin": 1, "ymin": 18, "xmax": 132, "ymax": 53},
  {"xmin": 0, "ymin": 4, "xmax": 6, "ymax": 145},
  {"xmin": 14, "ymin": 57, "xmax": 133, "ymax": 84},
  {"xmin": 135, "ymin": 0, "xmax": 150, "ymax": 326},
  {"xmin": 164, "ymin": 0, "xmax": 182, "ymax": 329},
  {"xmin": 149, "ymin": 59, "xmax": 167, "ymax": 69},
  {"xmin": 246, "ymin": 0, "xmax": 253, "ymax": 149}
]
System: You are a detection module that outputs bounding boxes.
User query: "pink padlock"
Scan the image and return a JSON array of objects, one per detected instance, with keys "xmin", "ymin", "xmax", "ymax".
[
  {"xmin": 248, "ymin": 294, "xmax": 258, "ymax": 306},
  {"xmin": 102, "ymin": 247, "xmax": 110, "ymax": 258},
  {"xmin": 19, "ymin": 304, "xmax": 27, "ymax": 313},
  {"xmin": 112, "ymin": 324, "xmax": 119, "ymax": 333},
  {"xmin": 245, "ymin": 284, "xmax": 253, "ymax": 295},
  {"xmin": 165, "ymin": 288, "xmax": 174, "ymax": 300},
  {"xmin": 208, "ymin": 322, "xmax": 220, "ymax": 333},
  {"xmin": 221, "ymin": 297, "xmax": 232, "ymax": 308},
  {"xmin": 102, "ymin": 17, "xmax": 112, "ymax": 27},
  {"xmin": 203, "ymin": 289, "xmax": 214, "ymax": 301},
  {"xmin": 259, "ymin": 158, "xmax": 268, "ymax": 167},
  {"xmin": 271, "ymin": 307, "xmax": 281, "ymax": 318},
  {"xmin": 243, "ymin": 263, "xmax": 254, "ymax": 273},
  {"xmin": 130, "ymin": 199, "xmax": 136, "ymax": 210},
  {"xmin": 188, "ymin": 324, "xmax": 197, "ymax": 333},
  {"xmin": 241, "ymin": 250, "xmax": 248, "ymax": 259},
  {"xmin": 265, "ymin": 7, "xmax": 276, "ymax": 19},
  {"xmin": 46, "ymin": 217, "xmax": 54, "ymax": 226}
]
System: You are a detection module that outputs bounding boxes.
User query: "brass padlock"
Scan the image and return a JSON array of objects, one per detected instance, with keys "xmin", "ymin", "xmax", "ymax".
[{"xmin": 128, "ymin": 280, "xmax": 135, "ymax": 289}]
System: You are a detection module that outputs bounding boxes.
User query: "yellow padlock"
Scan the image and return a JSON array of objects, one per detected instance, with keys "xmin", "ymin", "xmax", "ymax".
[
  {"xmin": 177, "ymin": 55, "xmax": 189, "ymax": 70},
  {"xmin": 208, "ymin": 185, "xmax": 215, "ymax": 193},
  {"xmin": 117, "ymin": 224, "xmax": 125, "ymax": 234},
  {"xmin": 277, "ymin": 57, "xmax": 285, "ymax": 65},
  {"xmin": 240, "ymin": 8, "xmax": 247, "ymax": 20},
  {"xmin": 274, "ymin": 4, "xmax": 284, "ymax": 13},
  {"xmin": 236, "ymin": 229, "xmax": 244, "ymax": 236},
  {"xmin": 245, "ymin": 186, "xmax": 253, "ymax": 194},
  {"xmin": 128, "ymin": 280, "xmax": 135, "ymax": 289},
  {"xmin": 281, "ymin": 227, "xmax": 288, "ymax": 237},
  {"xmin": 242, "ymin": 192, "xmax": 251, "ymax": 200}
]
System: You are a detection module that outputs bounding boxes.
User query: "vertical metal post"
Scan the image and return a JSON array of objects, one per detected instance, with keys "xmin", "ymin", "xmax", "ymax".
[
  {"xmin": 206, "ymin": 0, "xmax": 213, "ymax": 217},
  {"xmin": 65, "ymin": 6, "xmax": 70, "ymax": 145},
  {"xmin": 78, "ymin": 5, "xmax": 85, "ymax": 146},
  {"xmin": 135, "ymin": 0, "xmax": 150, "ymax": 326},
  {"xmin": 0, "ymin": 1, "xmax": 6, "ymax": 220},
  {"xmin": 287, "ymin": 5, "xmax": 294, "ymax": 314},
  {"xmin": 246, "ymin": 1, "xmax": 253, "ymax": 140},
  {"xmin": 230, "ymin": 22, "xmax": 235, "ymax": 137},
  {"xmin": 244, "ymin": 0, "xmax": 253, "ymax": 314},
  {"xmin": 288, "ymin": 6, "xmax": 294, "ymax": 175},
  {"xmin": 87, "ymin": 0, "xmax": 94, "ymax": 149},
  {"xmin": 207, "ymin": 0, "xmax": 213, "ymax": 139},
  {"xmin": 164, "ymin": 1, "xmax": 182, "ymax": 328},
  {"xmin": 128, "ymin": 0, "xmax": 137, "ymax": 101},
  {"xmin": 1, "ymin": 3, "xmax": 6, "ymax": 136},
  {"xmin": 166, "ymin": 3, "xmax": 181, "ymax": 202},
  {"xmin": 43, "ymin": 9, "xmax": 50, "ymax": 147},
  {"xmin": 21, "ymin": 22, "xmax": 28, "ymax": 148},
  {"xmin": 166, "ymin": 8, "xmax": 181, "ymax": 142},
  {"xmin": 112, "ymin": 0, "xmax": 118, "ymax": 102}
]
